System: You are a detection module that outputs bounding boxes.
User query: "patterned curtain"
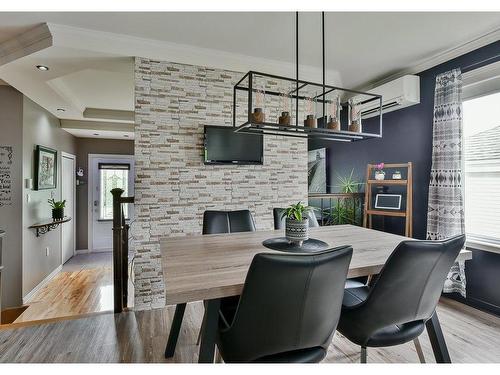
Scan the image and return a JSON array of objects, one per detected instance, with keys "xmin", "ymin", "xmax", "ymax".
[{"xmin": 426, "ymin": 68, "xmax": 466, "ymax": 297}]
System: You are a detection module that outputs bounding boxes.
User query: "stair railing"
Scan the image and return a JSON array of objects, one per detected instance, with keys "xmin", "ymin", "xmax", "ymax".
[{"xmin": 111, "ymin": 188, "xmax": 134, "ymax": 313}]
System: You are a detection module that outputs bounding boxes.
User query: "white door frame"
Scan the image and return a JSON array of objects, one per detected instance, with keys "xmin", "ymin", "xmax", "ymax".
[
  {"xmin": 87, "ymin": 153, "xmax": 134, "ymax": 253},
  {"xmin": 61, "ymin": 151, "xmax": 76, "ymax": 263}
]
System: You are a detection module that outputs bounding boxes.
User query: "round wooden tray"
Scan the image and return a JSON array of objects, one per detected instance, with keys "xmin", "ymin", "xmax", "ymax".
[{"xmin": 262, "ymin": 237, "xmax": 329, "ymax": 253}]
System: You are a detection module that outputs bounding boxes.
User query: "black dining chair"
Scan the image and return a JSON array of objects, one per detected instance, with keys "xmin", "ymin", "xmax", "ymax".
[
  {"xmin": 272, "ymin": 207, "xmax": 319, "ymax": 230},
  {"xmin": 203, "ymin": 209, "xmax": 256, "ymax": 234},
  {"xmin": 215, "ymin": 245, "xmax": 353, "ymax": 363},
  {"xmin": 273, "ymin": 207, "xmax": 363, "ymax": 289},
  {"xmin": 197, "ymin": 209, "xmax": 256, "ymax": 345},
  {"xmin": 337, "ymin": 234, "xmax": 466, "ymax": 363}
]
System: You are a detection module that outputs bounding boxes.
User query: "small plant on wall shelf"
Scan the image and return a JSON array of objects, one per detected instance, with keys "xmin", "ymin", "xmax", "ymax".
[{"xmin": 48, "ymin": 198, "xmax": 66, "ymax": 221}]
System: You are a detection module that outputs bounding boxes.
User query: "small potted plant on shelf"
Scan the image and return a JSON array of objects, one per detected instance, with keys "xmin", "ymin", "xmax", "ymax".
[
  {"xmin": 48, "ymin": 198, "xmax": 66, "ymax": 221},
  {"xmin": 374, "ymin": 162, "xmax": 385, "ymax": 180},
  {"xmin": 282, "ymin": 202, "xmax": 314, "ymax": 246}
]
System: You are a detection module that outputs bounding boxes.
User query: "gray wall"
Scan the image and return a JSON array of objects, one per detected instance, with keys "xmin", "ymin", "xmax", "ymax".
[
  {"xmin": 309, "ymin": 40, "xmax": 500, "ymax": 240},
  {"xmin": 0, "ymin": 86, "xmax": 24, "ymax": 308},
  {"xmin": 22, "ymin": 96, "xmax": 76, "ymax": 298},
  {"xmin": 74, "ymin": 138, "xmax": 134, "ymax": 250}
]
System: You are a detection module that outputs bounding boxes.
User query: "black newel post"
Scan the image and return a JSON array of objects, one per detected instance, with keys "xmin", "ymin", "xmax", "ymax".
[{"xmin": 111, "ymin": 188, "xmax": 124, "ymax": 313}]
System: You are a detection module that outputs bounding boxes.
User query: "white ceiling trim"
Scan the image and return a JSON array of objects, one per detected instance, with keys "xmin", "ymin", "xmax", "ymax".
[
  {"xmin": 0, "ymin": 23, "xmax": 52, "ymax": 66},
  {"xmin": 358, "ymin": 26, "xmax": 500, "ymax": 91},
  {"xmin": 83, "ymin": 108, "xmax": 134, "ymax": 122},
  {"xmin": 46, "ymin": 75, "xmax": 86, "ymax": 112},
  {"xmin": 60, "ymin": 119, "xmax": 134, "ymax": 132},
  {"xmin": 46, "ymin": 23, "xmax": 343, "ymax": 85}
]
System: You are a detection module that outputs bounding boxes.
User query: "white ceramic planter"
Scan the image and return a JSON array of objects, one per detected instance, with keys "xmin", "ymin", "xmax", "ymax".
[
  {"xmin": 285, "ymin": 218, "xmax": 309, "ymax": 244},
  {"xmin": 374, "ymin": 171, "xmax": 385, "ymax": 180}
]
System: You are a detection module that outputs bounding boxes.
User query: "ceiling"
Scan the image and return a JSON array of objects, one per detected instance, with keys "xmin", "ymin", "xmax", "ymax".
[{"xmin": 0, "ymin": 12, "xmax": 499, "ymax": 139}]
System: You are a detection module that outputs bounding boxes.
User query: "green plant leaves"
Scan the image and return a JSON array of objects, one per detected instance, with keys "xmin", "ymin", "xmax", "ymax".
[
  {"xmin": 282, "ymin": 201, "xmax": 314, "ymax": 221},
  {"xmin": 48, "ymin": 198, "xmax": 66, "ymax": 209}
]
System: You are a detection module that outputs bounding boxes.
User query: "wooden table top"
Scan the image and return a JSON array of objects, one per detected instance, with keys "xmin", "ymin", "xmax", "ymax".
[{"xmin": 161, "ymin": 225, "xmax": 472, "ymax": 305}]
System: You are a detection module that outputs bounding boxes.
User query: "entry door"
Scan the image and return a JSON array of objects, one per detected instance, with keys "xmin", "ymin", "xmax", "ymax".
[
  {"xmin": 90, "ymin": 155, "xmax": 134, "ymax": 252},
  {"xmin": 61, "ymin": 153, "xmax": 76, "ymax": 264}
]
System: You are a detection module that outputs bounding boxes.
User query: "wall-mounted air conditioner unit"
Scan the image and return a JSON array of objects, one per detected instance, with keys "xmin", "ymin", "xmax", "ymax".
[{"xmin": 359, "ymin": 75, "xmax": 420, "ymax": 119}]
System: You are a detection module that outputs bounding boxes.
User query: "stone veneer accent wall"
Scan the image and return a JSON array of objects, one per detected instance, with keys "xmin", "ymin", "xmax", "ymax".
[{"xmin": 133, "ymin": 57, "xmax": 308, "ymax": 310}]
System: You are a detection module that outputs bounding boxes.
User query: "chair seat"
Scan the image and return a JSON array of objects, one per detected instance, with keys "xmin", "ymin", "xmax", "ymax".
[
  {"xmin": 342, "ymin": 286, "xmax": 370, "ymax": 307},
  {"xmin": 252, "ymin": 347, "xmax": 326, "ymax": 363},
  {"xmin": 366, "ymin": 321, "xmax": 425, "ymax": 347},
  {"xmin": 339, "ymin": 286, "xmax": 425, "ymax": 347}
]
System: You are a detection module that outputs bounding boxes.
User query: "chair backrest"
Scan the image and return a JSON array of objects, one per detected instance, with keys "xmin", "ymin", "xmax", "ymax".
[
  {"xmin": 219, "ymin": 246, "xmax": 353, "ymax": 362},
  {"xmin": 356, "ymin": 235, "xmax": 465, "ymax": 333},
  {"xmin": 273, "ymin": 207, "xmax": 319, "ymax": 230},
  {"xmin": 202, "ymin": 210, "xmax": 256, "ymax": 234}
]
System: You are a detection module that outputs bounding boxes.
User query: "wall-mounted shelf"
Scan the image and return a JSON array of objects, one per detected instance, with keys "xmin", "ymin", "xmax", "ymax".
[
  {"xmin": 367, "ymin": 179, "xmax": 408, "ymax": 185},
  {"xmin": 29, "ymin": 217, "xmax": 71, "ymax": 237}
]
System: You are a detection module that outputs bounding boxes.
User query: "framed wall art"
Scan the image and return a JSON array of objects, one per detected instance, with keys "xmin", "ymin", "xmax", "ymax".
[{"xmin": 34, "ymin": 145, "xmax": 57, "ymax": 190}]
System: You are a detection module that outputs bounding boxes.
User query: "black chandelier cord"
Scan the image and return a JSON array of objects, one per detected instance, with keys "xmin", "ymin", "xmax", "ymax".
[
  {"xmin": 296, "ymin": 11, "xmax": 299, "ymax": 128},
  {"xmin": 322, "ymin": 11, "xmax": 326, "ymax": 121}
]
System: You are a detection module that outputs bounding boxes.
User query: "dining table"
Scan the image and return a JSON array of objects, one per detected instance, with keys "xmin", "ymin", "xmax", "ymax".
[{"xmin": 160, "ymin": 224, "xmax": 472, "ymax": 363}]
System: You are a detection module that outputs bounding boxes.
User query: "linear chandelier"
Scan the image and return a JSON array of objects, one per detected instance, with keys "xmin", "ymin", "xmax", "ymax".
[{"xmin": 232, "ymin": 12, "xmax": 383, "ymax": 142}]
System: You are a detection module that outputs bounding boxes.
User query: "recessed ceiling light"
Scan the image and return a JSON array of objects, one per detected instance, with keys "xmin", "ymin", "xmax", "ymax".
[
  {"xmin": 36, "ymin": 65, "xmax": 49, "ymax": 71},
  {"xmin": 93, "ymin": 133, "xmax": 99, "ymax": 136},
  {"xmin": 56, "ymin": 108, "xmax": 65, "ymax": 112}
]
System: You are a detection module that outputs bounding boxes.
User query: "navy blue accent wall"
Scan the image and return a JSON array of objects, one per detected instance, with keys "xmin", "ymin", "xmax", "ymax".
[
  {"xmin": 310, "ymin": 41, "xmax": 500, "ymax": 240},
  {"xmin": 310, "ymin": 41, "xmax": 500, "ymax": 316}
]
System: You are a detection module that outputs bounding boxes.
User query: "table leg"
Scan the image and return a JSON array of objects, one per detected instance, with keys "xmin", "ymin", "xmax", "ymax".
[
  {"xmin": 198, "ymin": 298, "xmax": 221, "ymax": 363},
  {"xmin": 164, "ymin": 303, "xmax": 186, "ymax": 358},
  {"xmin": 425, "ymin": 310, "xmax": 451, "ymax": 363}
]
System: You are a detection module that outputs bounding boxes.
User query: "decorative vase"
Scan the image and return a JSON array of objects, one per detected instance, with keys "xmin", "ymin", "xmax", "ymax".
[
  {"xmin": 304, "ymin": 115, "xmax": 317, "ymax": 128},
  {"xmin": 251, "ymin": 107, "xmax": 265, "ymax": 123},
  {"xmin": 52, "ymin": 208, "xmax": 64, "ymax": 221},
  {"xmin": 285, "ymin": 218, "xmax": 309, "ymax": 245},
  {"xmin": 392, "ymin": 171, "xmax": 402, "ymax": 180},
  {"xmin": 348, "ymin": 121, "xmax": 361, "ymax": 133},
  {"xmin": 327, "ymin": 117, "xmax": 340, "ymax": 131},
  {"xmin": 374, "ymin": 171, "xmax": 385, "ymax": 180},
  {"xmin": 279, "ymin": 111, "xmax": 291, "ymax": 126},
  {"xmin": 348, "ymin": 97, "xmax": 362, "ymax": 132}
]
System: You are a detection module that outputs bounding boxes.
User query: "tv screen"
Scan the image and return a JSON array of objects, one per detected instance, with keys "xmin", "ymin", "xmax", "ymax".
[{"xmin": 204, "ymin": 125, "xmax": 263, "ymax": 165}]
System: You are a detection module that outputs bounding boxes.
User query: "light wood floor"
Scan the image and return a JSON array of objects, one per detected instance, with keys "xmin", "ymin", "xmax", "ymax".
[
  {"xmin": 0, "ymin": 297, "xmax": 499, "ymax": 363},
  {"xmin": 12, "ymin": 252, "xmax": 133, "ymax": 324}
]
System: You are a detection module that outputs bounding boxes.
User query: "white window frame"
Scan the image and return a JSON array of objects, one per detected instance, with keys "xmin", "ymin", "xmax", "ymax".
[{"xmin": 463, "ymin": 61, "xmax": 500, "ymax": 254}]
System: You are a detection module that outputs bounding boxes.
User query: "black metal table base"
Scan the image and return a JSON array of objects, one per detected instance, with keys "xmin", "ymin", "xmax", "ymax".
[
  {"xmin": 164, "ymin": 303, "xmax": 186, "ymax": 358},
  {"xmin": 165, "ymin": 299, "xmax": 221, "ymax": 363}
]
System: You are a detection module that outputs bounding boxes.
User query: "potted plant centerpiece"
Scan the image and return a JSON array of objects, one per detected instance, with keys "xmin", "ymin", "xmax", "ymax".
[
  {"xmin": 48, "ymin": 198, "xmax": 66, "ymax": 221},
  {"xmin": 282, "ymin": 202, "xmax": 314, "ymax": 246}
]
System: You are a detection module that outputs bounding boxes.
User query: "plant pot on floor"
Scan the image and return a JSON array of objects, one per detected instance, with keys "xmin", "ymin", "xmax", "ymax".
[
  {"xmin": 285, "ymin": 218, "xmax": 309, "ymax": 245},
  {"xmin": 52, "ymin": 208, "xmax": 64, "ymax": 221}
]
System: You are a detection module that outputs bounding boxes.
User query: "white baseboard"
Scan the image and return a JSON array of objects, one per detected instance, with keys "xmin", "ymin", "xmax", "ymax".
[
  {"xmin": 23, "ymin": 265, "xmax": 63, "ymax": 304},
  {"xmin": 75, "ymin": 249, "xmax": 90, "ymax": 254},
  {"xmin": 91, "ymin": 248, "xmax": 113, "ymax": 253}
]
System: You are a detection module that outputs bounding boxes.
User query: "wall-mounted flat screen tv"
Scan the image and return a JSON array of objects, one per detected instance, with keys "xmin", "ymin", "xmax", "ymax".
[{"xmin": 204, "ymin": 125, "xmax": 263, "ymax": 165}]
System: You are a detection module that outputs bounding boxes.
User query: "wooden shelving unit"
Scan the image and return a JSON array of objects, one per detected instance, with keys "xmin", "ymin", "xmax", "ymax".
[{"xmin": 363, "ymin": 163, "xmax": 413, "ymax": 237}]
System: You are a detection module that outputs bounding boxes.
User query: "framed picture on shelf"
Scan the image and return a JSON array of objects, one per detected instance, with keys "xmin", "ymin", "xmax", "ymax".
[{"xmin": 34, "ymin": 145, "xmax": 57, "ymax": 190}]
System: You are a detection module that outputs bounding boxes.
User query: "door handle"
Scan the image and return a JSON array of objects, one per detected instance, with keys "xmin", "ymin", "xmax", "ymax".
[{"xmin": 94, "ymin": 200, "xmax": 99, "ymax": 207}]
